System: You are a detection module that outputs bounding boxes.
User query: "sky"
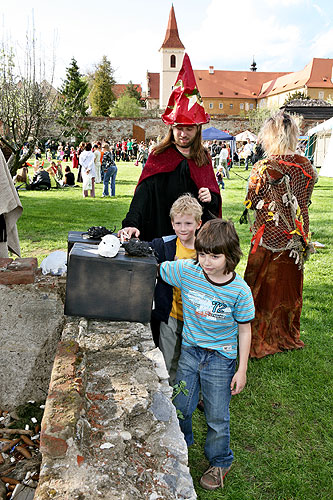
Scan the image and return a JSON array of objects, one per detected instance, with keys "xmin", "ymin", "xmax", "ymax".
[{"xmin": 1, "ymin": 0, "xmax": 333, "ymax": 92}]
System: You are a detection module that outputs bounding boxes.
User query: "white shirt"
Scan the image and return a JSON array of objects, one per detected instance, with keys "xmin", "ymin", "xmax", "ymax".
[{"xmin": 79, "ymin": 151, "xmax": 96, "ymax": 178}]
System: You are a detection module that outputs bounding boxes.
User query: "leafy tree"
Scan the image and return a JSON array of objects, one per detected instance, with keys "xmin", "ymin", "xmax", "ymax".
[
  {"xmin": 57, "ymin": 57, "xmax": 89, "ymax": 141},
  {"xmin": 248, "ymin": 106, "xmax": 278, "ymax": 134},
  {"xmin": 90, "ymin": 56, "xmax": 116, "ymax": 116},
  {"xmin": 0, "ymin": 38, "xmax": 57, "ymax": 176},
  {"xmin": 110, "ymin": 95, "xmax": 142, "ymax": 118},
  {"xmin": 124, "ymin": 81, "xmax": 144, "ymax": 107},
  {"xmin": 284, "ymin": 91, "xmax": 310, "ymax": 105}
]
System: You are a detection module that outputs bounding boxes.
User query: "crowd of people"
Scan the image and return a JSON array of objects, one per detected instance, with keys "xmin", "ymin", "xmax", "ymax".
[{"xmin": 17, "ymin": 136, "xmax": 158, "ymax": 198}]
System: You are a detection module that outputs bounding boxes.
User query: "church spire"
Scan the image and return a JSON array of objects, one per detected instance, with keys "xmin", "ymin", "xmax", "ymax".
[
  {"xmin": 250, "ymin": 56, "xmax": 257, "ymax": 72},
  {"xmin": 160, "ymin": 5, "xmax": 185, "ymax": 49}
]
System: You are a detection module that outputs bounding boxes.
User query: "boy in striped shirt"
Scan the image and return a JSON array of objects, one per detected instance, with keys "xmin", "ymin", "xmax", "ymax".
[{"xmin": 159, "ymin": 218, "xmax": 255, "ymax": 491}]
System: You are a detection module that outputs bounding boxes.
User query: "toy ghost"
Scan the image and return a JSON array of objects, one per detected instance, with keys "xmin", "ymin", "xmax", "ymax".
[{"xmin": 98, "ymin": 234, "xmax": 121, "ymax": 258}]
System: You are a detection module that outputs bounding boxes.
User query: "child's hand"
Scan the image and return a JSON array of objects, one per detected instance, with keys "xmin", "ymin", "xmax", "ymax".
[{"xmin": 230, "ymin": 369, "xmax": 247, "ymax": 395}]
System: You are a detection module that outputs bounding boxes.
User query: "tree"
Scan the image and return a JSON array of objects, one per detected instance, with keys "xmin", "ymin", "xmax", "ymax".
[
  {"xmin": 90, "ymin": 56, "xmax": 116, "ymax": 116},
  {"xmin": 0, "ymin": 37, "xmax": 57, "ymax": 176},
  {"xmin": 284, "ymin": 91, "xmax": 310, "ymax": 105},
  {"xmin": 248, "ymin": 106, "xmax": 278, "ymax": 135},
  {"xmin": 124, "ymin": 81, "xmax": 144, "ymax": 107},
  {"xmin": 110, "ymin": 95, "xmax": 142, "ymax": 118},
  {"xmin": 57, "ymin": 57, "xmax": 89, "ymax": 141}
]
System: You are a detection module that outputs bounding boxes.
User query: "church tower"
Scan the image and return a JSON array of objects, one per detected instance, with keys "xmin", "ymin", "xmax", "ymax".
[{"xmin": 159, "ymin": 5, "xmax": 185, "ymax": 109}]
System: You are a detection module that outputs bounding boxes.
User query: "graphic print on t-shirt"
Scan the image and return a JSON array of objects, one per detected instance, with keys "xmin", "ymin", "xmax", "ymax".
[{"xmin": 187, "ymin": 290, "xmax": 232, "ymax": 321}]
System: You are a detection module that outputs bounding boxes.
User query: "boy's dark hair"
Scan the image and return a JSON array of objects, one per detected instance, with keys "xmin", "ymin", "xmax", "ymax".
[{"xmin": 195, "ymin": 219, "xmax": 242, "ymax": 274}]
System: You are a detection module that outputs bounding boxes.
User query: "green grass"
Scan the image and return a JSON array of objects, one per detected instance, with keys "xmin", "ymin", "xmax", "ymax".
[{"xmin": 16, "ymin": 160, "xmax": 333, "ymax": 500}]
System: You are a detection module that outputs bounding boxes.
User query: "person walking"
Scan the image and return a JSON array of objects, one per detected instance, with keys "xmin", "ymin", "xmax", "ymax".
[{"xmin": 101, "ymin": 143, "xmax": 117, "ymax": 197}]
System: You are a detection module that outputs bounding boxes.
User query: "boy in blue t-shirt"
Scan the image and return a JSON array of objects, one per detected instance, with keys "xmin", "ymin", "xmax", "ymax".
[{"xmin": 159, "ymin": 218, "xmax": 255, "ymax": 491}]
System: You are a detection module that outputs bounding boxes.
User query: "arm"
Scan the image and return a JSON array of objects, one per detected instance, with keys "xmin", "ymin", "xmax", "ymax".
[{"xmin": 230, "ymin": 322, "xmax": 251, "ymax": 395}]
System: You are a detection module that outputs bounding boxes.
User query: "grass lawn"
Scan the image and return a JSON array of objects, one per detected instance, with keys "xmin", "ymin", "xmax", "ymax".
[{"xmin": 17, "ymin": 160, "xmax": 333, "ymax": 500}]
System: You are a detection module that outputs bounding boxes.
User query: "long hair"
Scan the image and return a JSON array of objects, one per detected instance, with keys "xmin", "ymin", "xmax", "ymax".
[
  {"xmin": 152, "ymin": 125, "xmax": 210, "ymax": 167},
  {"xmin": 258, "ymin": 111, "xmax": 299, "ymax": 156}
]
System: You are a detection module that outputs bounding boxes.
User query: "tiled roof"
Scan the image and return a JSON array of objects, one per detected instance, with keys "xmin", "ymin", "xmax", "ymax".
[
  {"xmin": 146, "ymin": 72, "xmax": 160, "ymax": 99},
  {"xmin": 259, "ymin": 58, "xmax": 333, "ymax": 97},
  {"xmin": 193, "ymin": 69, "xmax": 289, "ymax": 99},
  {"xmin": 160, "ymin": 5, "xmax": 185, "ymax": 49},
  {"xmin": 146, "ymin": 58, "xmax": 333, "ymax": 102},
  {"xmin": 113, "ymin": 83, "xmax": 142, "ymax": 99}
]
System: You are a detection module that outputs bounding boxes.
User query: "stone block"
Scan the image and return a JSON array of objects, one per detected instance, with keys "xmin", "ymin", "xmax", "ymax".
[
  {"xmin": 0, "ymin": 279, "xmax": 65, "ymax": 409},
  {"xmin": 0, "ymin": 258, "xmax": 38, "ymax": 285},
  {"xmin": 0, "ymin": 257, "xmax": 13, "ymax": 269},
  {"xmin": 39, "ymin": 433, "xmax": 68, "ymax": 458}
]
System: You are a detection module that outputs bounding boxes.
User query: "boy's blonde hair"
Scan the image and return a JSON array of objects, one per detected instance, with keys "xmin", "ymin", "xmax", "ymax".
[{"xmin": 169, "ymin": 193, "xmax": 203, "ymax": 223}]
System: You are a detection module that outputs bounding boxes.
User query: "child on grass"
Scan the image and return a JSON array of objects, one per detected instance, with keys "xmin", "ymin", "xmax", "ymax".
[
  {"xmin": 150, "ymin": 194, "xmax": 202, "ymax": 385},
  {"xmin": 159, "ymin": 218, "xmax": 255, "ymax": 491},
  {"xmin": 216, "ymin": 166, "xmax": 225, "ymax": 190}
]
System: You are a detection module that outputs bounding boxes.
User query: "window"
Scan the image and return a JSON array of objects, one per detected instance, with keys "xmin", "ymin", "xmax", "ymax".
[
  {"xmin": 319, "ymin": 91, "xmax": 324, "ymax": 99},
  {"xmin": 250, "ymin": 103, "xmax": 254, "ymax": 110},
  {"xmin": 209, "ymin": 103, "xmax": 213, "ymax": 109},
  {"xmin": 240, "ymin": 103, "xmax": 244, "ymax": 110},
  {"xmin": 219, "ymin": 103, "xmax": 223, "ymax": 109},
  {"xmin": 170, "ymin": 55, "xmax": 176, "ymax": 68},
  {"xmin": 229, "ymin": 103, "xmax": 233, "ymax": 109}
]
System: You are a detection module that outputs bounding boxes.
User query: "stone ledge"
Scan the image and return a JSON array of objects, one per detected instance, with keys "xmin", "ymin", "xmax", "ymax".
[{"xmin": 35, "ymin": 318, "xmax": 196, "ymax": 500}]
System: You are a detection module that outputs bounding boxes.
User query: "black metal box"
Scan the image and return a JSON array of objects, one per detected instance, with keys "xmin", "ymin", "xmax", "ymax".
[
  {"xmin": 65, "ymin": 243, "xmax": 157, "ymax": 323},
  {"xmin": 67, "ymin": 231, "xmax": 101, "ymax": 258}
]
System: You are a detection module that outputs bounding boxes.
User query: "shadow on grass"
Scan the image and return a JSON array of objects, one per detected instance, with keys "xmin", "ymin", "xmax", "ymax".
[{"xmin": 116, "ymin": 179, "xmax": 138, "ymax": 186}]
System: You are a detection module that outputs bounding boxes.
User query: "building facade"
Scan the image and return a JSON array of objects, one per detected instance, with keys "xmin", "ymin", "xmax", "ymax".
[{"xmin": 146, "ymin": 6, "xmax": 333, "ymax": 117}]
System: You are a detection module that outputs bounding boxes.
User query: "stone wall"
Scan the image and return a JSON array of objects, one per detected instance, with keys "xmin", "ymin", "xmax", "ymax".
[
  {"xmin": 35, "ymin": 317, "xmax": 196, "ymax": 500},
  {"xmin": 0, "ymin": 274, "xmax": 65, "ymax": 410},
  {"xmin": 48, "ymin": 113, "xmax": 318, "ymax": 143},
  {"xmin": 78, "ymin": 116, "xmax": 251, "ymax": 142},
  {"xmin": 0, "ymin": 277, "xmax": 196, "ymax": 499}
]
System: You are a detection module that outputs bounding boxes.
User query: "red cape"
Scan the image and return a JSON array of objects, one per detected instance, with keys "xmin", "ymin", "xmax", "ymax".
[{"xmin": 137, "ymin": 146, "xmax": 222, "ymax": 216}]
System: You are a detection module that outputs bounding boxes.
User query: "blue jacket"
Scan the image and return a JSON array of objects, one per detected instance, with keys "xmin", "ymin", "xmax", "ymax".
[{"xmin": 150, "ymin": 235, "xmax": 177, "ymax": 323}]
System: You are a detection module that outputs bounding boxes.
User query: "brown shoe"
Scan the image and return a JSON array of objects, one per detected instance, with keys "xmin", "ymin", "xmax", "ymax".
[{"xmin": 200, "ymin": 465, "xmax": 231, "ymax": 490}]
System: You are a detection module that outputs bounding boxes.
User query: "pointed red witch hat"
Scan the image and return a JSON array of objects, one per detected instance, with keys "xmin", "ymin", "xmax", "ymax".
[{"xmin": 161, "ymin": 53, "xmax": 210, "ymax": 126}]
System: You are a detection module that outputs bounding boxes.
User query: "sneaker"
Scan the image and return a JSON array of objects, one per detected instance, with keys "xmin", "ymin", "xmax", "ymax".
[{"xmin": 200, "ymin": 465, "xmax": 231, "ymax": 490}]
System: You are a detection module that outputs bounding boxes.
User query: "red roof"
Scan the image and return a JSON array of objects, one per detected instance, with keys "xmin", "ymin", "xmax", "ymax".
[
  {"xmin": 160, "ymin": 5, "xmax": 184, "ymax": 50},
  {"xmin": 193, "ymin": 69, "xmax": 289, "ymax": 99},
  {"xmin": 146, "ymin": 72, "xmax": 160, "ymax": 99},
  {"xmin": 113, "ymin": 83, "xmax": 142, "ymax": 99},
  {"xmin": 260, "ymin": 58, "xmax": 333, "ymax": 97}
]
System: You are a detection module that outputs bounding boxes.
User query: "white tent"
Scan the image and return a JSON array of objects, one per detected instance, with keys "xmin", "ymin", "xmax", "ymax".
[
  {"xmin": 235, "ymin": 130, "xmax": 257, "ymax": 142},
  {"xmin": 307, "ymin": 117, "xmax": 333, "ymax": 177}
]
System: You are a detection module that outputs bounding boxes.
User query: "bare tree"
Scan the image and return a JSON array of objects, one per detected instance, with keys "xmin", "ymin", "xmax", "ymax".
[{"xmin": 0, "ymin": 30, "xmax": 58, "ymax": 176}]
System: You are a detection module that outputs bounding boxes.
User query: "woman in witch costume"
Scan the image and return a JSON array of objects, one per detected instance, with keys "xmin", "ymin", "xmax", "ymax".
[
  {"xmin": 118, "ymin": 54, "xmax": 221, "ymax": 242},
  {"xmin": 244, "ymin": 111, "xmax": 317, "ymax": 358}
]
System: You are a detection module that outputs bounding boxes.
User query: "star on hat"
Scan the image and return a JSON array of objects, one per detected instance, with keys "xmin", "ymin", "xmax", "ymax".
[{"xmin": 161, "ymin": 53, "xmax": 210, "ymax": 126}]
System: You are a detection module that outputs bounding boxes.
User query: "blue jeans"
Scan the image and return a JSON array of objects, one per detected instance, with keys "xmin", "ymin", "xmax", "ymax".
[
  {"xmin": 173, "ymin": 345, "xmax": 235, "ymax": 468},
  {"xmin": 103, "ymin": 165, "xmax": 117, "ymax": 196}
]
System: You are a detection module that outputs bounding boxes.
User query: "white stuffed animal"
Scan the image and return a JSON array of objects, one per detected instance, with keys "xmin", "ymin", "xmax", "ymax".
[{"xmin": 98, "ymin": 234, "xmax": 121, "ymax": 258}]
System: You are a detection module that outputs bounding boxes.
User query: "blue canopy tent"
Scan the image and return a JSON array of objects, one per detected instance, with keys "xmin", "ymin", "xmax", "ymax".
[
  {"xmin": 202, "ymin": 127, "xmax": 236, "ymax": 158},
  {"xmin": 202, "ymin": 127, "xmax": 234, "ymax": 141}
]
